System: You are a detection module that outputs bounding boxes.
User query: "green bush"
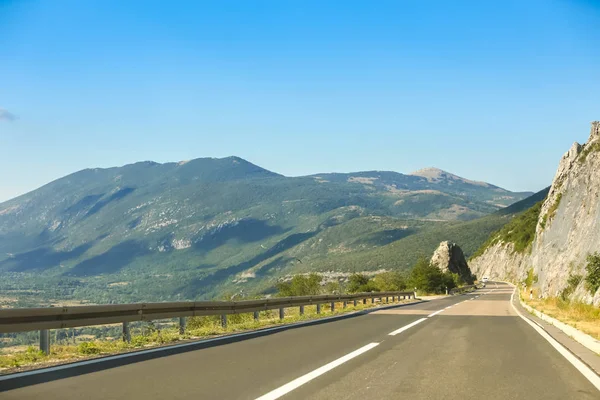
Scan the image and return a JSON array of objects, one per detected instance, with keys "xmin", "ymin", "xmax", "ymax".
[
  {"xmin": 77, "ymin": 341, "xmax": 101, "ymax": 355},
  {"xmin": 371, "ymin": 271, "xmax": 408, "ymax": 291},
  {"xmin": 560, "ymin": 273, "xmax": 582, "ymax": 300},
  {"xmin": 408, "ymin": 258, "xmax": 455, "ymax": 294},
  {"xmin": 324, "ymin": 281, "xmax": 344, "ymax": 294},
  {"xmin": 585, "ymin": 253, "xmax": 600, "ymax": 294},
  {"xmin": 347, "ymin": 274, "xmax": 373, "ymax": 293},
  {"xmin": 471, "ymin": 200, "xmax": 544, "ymax": 258},
  {"xmin": 277, "ymin": 273, "xmax": 322, "ymax": 296},
  {"xmin": 579, "ymin": 142, "xmax": 600, "ymax": 163},
  {"xmin": 523, "ymin": 268, "xmax": 538, "ymax": 288}
]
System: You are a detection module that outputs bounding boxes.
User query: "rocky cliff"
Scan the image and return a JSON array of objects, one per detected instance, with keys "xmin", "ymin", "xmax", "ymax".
[
  {"xmin": 471, "ymin": 121, "xmax": 600, "ymax": 305},
  {"xmin": 431, "ymin": 241, "xmax": 474, "ymax": 283}
]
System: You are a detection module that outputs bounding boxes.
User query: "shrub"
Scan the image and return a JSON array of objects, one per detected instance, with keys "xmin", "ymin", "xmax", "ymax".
[
  {"xmin": 471, "ymin": 200, "xmax": 544, "ymax": 258},
  {"xmin": 277, "ymin": 273, "xmax": 322, "ymax": 296},
  {"xmin": 187, "ymin": 315, "xmax": 221, "ymax": 330},
  {"xmin": 371, "ymin": 271, "xmax": 407, "ymax": 291},
  {"xmin": 408, "ymin": 258, "xmax": 454, "ymax": 294},
  {"xmin": 324, "ymin": 281, "xmax": 344, "ymax": 294},
  {"xmin": 77, "ymin": 341, "xmax": 101, "ymax": 355},
  {"xmin": 347, "ymin": 274, "xmax": 372, "ymax": 293},
  {"xmin": 585, "ymin": 253, "xmax": 600, "ymax": 294},
  {"xmin": 560, "ymin": 273, "xmax": 582, "ymax": 301},
  {"xmin": 523, "ymin": 268, "xmax": 538, "ymax": 288},
  {"xmin": 579, "ymin": 142, "xmax": 600, "ymax": 163}
]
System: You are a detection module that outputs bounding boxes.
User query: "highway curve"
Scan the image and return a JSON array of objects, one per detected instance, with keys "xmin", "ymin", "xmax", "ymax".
[{"xmin": 1, "ymin": 283, "xmax": 598, "ymax": 399}]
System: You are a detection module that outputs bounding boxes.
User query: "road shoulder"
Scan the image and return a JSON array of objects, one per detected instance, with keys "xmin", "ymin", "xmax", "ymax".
[{"xmin": 511, "ymin": 288, "xmax": 600, "ymax": 377}]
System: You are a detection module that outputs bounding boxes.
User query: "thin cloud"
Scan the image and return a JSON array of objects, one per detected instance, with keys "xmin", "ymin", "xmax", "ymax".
[{"xmin": 0, "ymin": 108, "xmax": 17, "ymax": 122}]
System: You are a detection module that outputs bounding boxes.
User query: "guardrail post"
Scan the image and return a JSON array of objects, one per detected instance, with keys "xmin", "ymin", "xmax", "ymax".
[
  {"xmin": 343, "ymin": 301, "xmax": 347, "ymax": 308},
  {"xmin": 316, "ymin": 303, "xmax": 321, "ymax": 314},
  {"xmin": 122, "ymin": 322, "xmax": 131, "ymax": 342},
  {"xmin": 179, "ymin": 317, "xmax": 186, "ymax": 335},
  {"xmin": 39, "ymin": 329, "xmax": 50, "ymax": 354},
  {"xmin": 363, "ymin": 298, "xmax": 367, "ymax": 305},
  {"xmin": 371, "ymin": 297, "xmax": 375, "ymax": 304},
  {"xmin": 254, "ymin": 311, "xmax": 260, "ymax": 321},
  {"xmin": 353, "ymin": 299, "xmax": 358, "ymax": 307},
  {"xmin": 299, "ymin": 305, "xmax": 304, "ymax": 315},
  {"xmin": 330, "ymin": 302, "xmax": 335, "ymax": 312},
  {"xmin": 221, "ymin": 315, "xmax": 227, "ymax": 329},
  {"xmin": 279, "ymin": 308, "xmax": 285, "ymax": 320}
]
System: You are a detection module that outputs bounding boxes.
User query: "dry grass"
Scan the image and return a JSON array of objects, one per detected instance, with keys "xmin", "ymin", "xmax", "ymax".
[
  {"xmin": 522, "ymin": 289, "xmax": 600, "ymax": 340},
  {"xmin": 0, "ymin": 298, "xmax": 412, "ymax": 374}
]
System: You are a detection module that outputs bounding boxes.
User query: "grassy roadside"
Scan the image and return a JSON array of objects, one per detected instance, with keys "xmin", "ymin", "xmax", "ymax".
[
  {"xmin": 0, "ymin": 298, "xmax": 416, "ymax": 374},
  {"xmin": 521, "ymin": 289, "xmax": 600, "ymax": 340}
]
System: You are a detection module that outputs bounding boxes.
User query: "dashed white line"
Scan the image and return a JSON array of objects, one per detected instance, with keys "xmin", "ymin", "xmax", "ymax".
[
  {"xmin": 428, "ymin": 309, "xmax": 444, "ymax": 318},
  {"xmin": 255, "ymin": 342, "xmax": 380, "ymax": 400},
  {"xmin": 388, "ymin": 318, "xmax": 428, "ymax": 336}
]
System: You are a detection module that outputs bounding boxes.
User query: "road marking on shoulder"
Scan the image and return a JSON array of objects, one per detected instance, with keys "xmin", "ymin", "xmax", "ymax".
[
  {"xmin": 510, "ymin": 288, "xmax": 600, "ymax": 392},
  {"xmin": 445, "ymin": 306, "xmax": 452, "ymax": 309},
  {"xmin": 428, "ymin": 309, "xmax": 444, "ymax": 318},
  {"xmin": 254, "ymin": 342, "xmax": 380, "ymax": 400},
  {"xmin": 388, "ymin": 318, "xmax": 428, "ymax": 336}
]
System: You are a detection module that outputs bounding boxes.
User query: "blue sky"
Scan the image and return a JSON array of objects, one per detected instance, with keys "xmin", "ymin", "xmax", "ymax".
[{"xmin": 1, "ymin": 0, "xmax": 599, "ymax": 201}]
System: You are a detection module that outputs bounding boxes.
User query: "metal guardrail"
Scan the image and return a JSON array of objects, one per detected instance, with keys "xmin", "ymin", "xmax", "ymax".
[
  {"xmin": 449, "ymin": 285, "xmax": 478, "ymax": 295},
  {"xmin": 0, "ymin": 290, "xmax": 416, "ymax": 353}
]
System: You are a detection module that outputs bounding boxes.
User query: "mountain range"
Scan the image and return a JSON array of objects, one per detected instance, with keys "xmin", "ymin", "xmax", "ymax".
[{"xmin": 0, "ymin": 157, "xmax": 533, "ymax": 305}]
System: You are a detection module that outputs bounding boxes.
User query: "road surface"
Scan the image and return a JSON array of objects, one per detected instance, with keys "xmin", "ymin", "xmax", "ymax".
[{"xmin": 2, "ymin": 283, "xmax": 598, "ymax": 399}]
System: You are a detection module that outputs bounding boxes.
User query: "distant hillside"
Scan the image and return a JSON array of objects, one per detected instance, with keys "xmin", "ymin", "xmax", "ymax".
[{"xmin": 0, "ymin": 156, "xmax": 533, "ymax": 305}]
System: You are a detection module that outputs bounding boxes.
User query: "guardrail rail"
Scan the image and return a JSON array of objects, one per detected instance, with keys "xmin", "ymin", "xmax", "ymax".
[
  {"xmin": 0, "ymin": 290, "xmax": 416, "ymax": 354},
  {"xmin": 449, "ymin": 284, "xmax": 478, "ymax": 295}
]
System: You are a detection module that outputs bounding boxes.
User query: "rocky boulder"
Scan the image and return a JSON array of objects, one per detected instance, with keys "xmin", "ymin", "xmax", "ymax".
[{"xmin": 431, "ymin": 241, "xmax": 474, "ymax": 283}]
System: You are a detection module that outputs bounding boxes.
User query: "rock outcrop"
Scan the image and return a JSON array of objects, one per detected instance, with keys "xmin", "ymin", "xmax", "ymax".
[
  {"xmin": 431, "ymin": 241, "xmax": 474, "ymax": 283},
  {"xmin": 471, "ymin": 121, "xmax": 600, "ymax": 305}
]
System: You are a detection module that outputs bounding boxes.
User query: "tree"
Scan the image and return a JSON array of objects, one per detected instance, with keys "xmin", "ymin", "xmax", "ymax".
[
  {"xmin": 585, "ymin": 253, "xmax": 600, "ymax": 294},
  {"xmin": 324, "ymin": 281, "xmax": 344, "ymax": 294},
  {"xmin": 277, "ymin": 273, "xmax": 322, "ymax": 296},
  {"xmin": 371, "ymin": 271, "xmax": 407, "ymax": 291},
  {"xmin": 408, "ymin": 258, "xmax": 452, "ymax": 294},
  {"xmin": 347, "ymin": 274, "xmax": 374, "ymax": 293}
]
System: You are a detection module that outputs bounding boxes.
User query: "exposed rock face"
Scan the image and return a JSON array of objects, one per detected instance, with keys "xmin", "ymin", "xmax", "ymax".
[
  {"xmin": 471, "ymin": 121, "xmax": 600, "ymax": 305},
  {"xmin": 431, "ymin": 241, "xmax": 473, "ymax": 283}
]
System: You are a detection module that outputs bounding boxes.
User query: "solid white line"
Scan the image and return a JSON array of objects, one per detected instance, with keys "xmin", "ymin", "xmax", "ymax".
[
  {"xmin": 428, "ymin": 309, "xmax": 444, "ymax": 318},
  {"xmin": 445, "ymin": 306, "xmax": 452, "ymax": 309},
  {"xmin": 388, "ymin": 318, "xmax": 428, "ymax": 336},
  {"xmin": 509, "ymin": 288, "xmax": 600, "ymax": 392},
  {"xmin": 254, "ymin": 342, "xmax": 380, "ymax": 400}
]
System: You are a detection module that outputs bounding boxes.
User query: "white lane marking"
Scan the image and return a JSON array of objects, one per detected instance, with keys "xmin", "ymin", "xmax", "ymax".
[
  {"xmin": 509, "ymin": 288, "xmax": 600, "ymax": 392},
  {"xmin": 445, "ymin": 306, "xmax": 452, "ymax": 309},
  {"xmin": 0, "ymin": 300, "xmax": 418, "ymax": 383},
  {"xmin": 254, "ymin": 342, "xmax": 380, "ymax": 400},
  {"xmin": 428, "ymin": 309, "xmax": 444, "ymax": 318},
  {"xmin": 388, "ymin": 318, "xmax": 428, "ymax": 336}
]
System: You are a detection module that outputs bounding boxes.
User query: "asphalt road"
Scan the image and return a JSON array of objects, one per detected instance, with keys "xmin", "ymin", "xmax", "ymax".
[{"xmin": 2, "ymin": 283, "xmax": 598, "ymax": 399}]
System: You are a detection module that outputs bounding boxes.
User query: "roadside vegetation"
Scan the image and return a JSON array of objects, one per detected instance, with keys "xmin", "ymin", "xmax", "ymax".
[
  {"xmin": 1, "ymin": 260, "xmax": 472, "ymax": 373},
  {"xmin": 0, "ymin": 297, "xmax": 409, "ymax": 373},
  {"xmin": 540, "ymin": 193, "xmax": 562, "ymax": 229},
  {"xmin": 584, "ymin": 252, "xmax": 600, "ymax": 294},
  {"xmin": 522, "ymin": 288, "xmax": 600, "ymax": 340},
  {"xmin": 471, "ymin": 200, "xmax": 544, "ymax": 258},
  {"xmin": 521, "ymin": 256, "xmax": 600, "ymax": 341}
]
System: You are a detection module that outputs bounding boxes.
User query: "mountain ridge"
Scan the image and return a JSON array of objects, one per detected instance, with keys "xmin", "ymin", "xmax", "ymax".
[{"xmin": 0, "ymin": 155, "xmax": 533, "ymax": 305}]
